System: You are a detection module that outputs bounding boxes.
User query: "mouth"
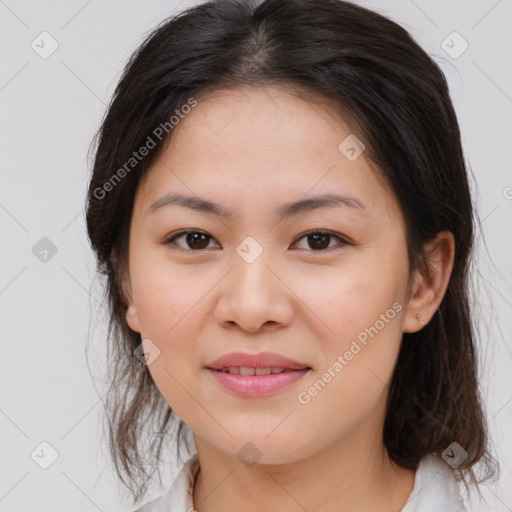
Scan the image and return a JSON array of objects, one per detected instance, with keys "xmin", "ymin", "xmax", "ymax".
[
  {"xmin": 205, "ymin": 351, "xmax": 312, "ymax": 397},
  {"xmin": 210, "ymin": 366, "xmax": 311, "ymax": 375},
  {"xmin": 205, "ymin": 351, "xmax": 312, "ymax": 372},
  {"xmin": 206, "ymin": 365, "xmax": 312, "ymax": 397}
]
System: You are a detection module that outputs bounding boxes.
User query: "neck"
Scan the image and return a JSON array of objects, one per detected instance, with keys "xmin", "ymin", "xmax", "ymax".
[{"xmin": 192, "ymin": 413, "xmax": 415, "ymax": 512}]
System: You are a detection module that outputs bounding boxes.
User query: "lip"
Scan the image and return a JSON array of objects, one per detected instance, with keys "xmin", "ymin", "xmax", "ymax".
[
  {"xmin": 207, "ymin": 368, "xmax": 311, "ymax": 397},
  {"xmin": 205, "ymin": 351, "xmax": 311, "ymax": 371},
  {"xmin": 205, "ymin": 351, "xmax": 312, "ymax": 398}
]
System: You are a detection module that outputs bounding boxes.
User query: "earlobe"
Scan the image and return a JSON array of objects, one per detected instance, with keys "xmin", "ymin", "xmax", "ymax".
[
  {"xmin": 123, "ymin": 282, "xmax": 140, "ymax": 332},
  {"xmin": 402, "ymin": 231, "xmax": 455, "ymax": 333},
  {"xmin": 125, "ymin": 302, "xmax": 141, "ymax": 333},
  {"xmin": 402, "ymin": 274, "xmax": 434, "ymax": 333},
  {"xmin": 111, "ymin": 249, "xmax": 141, "ymax": 333}
]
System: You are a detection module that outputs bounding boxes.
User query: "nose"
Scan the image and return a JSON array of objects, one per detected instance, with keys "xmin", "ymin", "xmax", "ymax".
[{"xmin": 214, "ymin": 253, "xmax": 295, "ymax": 334}]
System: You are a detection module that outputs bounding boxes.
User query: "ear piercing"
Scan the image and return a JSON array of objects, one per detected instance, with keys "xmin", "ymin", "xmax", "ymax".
[{"xmin": 417, "ymin": 314, "xmax": 424, "ymax": 326}]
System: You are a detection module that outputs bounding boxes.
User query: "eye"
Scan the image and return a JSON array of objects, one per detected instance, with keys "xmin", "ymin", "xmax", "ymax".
[
  {"xmin": 163, "ymin": 229, "xmax": 349, "ymax": 252},
  {"xmin": 164, "ymin": 230, "xmax": 219, "ymax": 251},
  {"xmin": 291, "ymin": 230, "xmax": 349, "ymax": 251}
]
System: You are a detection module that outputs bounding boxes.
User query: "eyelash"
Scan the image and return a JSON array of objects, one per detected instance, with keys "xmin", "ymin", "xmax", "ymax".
[{"xmin": 163, "ymin": 229, "xmax": 350, "ymax": 252}]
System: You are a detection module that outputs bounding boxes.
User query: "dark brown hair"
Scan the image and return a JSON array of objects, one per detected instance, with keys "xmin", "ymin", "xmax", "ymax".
[{"xmin": 85, "ymin": 0, "xmax": 497, "ymax": 504}]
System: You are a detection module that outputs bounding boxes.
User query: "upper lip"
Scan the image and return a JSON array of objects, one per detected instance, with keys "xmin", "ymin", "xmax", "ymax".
[{"xmin": 206, "ymin": 351, "xmax": 311, "ymax": 371}]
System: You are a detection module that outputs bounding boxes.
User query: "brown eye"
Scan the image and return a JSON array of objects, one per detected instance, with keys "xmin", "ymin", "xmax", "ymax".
[
  {"xmin": 164, "ymin": 229, "xmax": 348, "ymax": 252},
  {"xmin": 292, "ymin": 231, "xmax": 348, "ymax": 251},
  {"xmin": 164, "ymin": 230, "xmax": 218, "ymax": 250}
]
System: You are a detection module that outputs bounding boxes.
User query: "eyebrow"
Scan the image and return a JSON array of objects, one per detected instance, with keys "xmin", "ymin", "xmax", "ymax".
[{"xmin": 149, "ymin": 192, "xmax": 366, "ymax": 218}]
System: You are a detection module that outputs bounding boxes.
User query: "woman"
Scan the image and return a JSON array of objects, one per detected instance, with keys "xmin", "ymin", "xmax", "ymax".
[{"xmin": 85, "ymin": 0, "xmax": 497, "ymax": 510}]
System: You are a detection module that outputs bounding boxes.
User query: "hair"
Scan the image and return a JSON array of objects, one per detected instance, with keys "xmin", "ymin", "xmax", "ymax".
[{"xmin": 85, "ymin": 0, "xmax": 498, "ymax": 504}]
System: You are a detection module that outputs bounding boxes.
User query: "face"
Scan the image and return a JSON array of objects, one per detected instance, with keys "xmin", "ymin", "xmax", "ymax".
[{"xmin": 123, "ymin": 85, "xmax": 415, "ymax": 464}]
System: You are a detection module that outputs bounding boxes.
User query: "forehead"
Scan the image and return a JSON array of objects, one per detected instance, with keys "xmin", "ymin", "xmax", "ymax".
[
  {"xmin": 169, "ymin": 84, "xmax": 353, "ymax": 155},
  {"xmin": 135, "ymin": 85, "xmax": 400, "ymax": 223}
]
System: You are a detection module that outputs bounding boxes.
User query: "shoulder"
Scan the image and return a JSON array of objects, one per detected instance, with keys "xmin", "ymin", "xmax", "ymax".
[
  {"xmin": 400, "ymin": 454, "xmax": 467, "ymax": 512},
  {"xmin": 133, "ymin": 453, "xmax": 200, "ymax": 512}
]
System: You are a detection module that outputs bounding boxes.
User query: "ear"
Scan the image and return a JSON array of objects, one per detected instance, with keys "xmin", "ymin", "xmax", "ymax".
[
  {"xmin": 111, "ymin": 249, "xmax": 141, "ymax": 333},
  {"xmin": 402, "ymin": 230, "xmax": 455, "ymax": 333}
]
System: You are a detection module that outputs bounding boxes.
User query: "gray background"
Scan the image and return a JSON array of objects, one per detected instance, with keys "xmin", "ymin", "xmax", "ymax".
[{"xmin": 1, "ymin": 0, "xmax": 511, "ymax": 510}]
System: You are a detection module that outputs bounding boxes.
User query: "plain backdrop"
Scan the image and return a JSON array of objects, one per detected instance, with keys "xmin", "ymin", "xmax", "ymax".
[{"xmin": 1, "ymin": 0, "xmax": 511, "ymax": 510}]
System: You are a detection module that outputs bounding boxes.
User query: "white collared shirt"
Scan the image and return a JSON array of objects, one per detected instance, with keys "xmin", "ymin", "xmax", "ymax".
[{"xmin": 135, "ymin": 453, "xmax": 466, "ymax": 511}]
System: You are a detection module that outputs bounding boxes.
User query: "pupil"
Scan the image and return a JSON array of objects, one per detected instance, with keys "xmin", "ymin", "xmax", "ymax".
[
  {"xmin": 309, "ymin": 233, "xmax": 329, "ymax": 250},
  {"xmin": 187, "ymin": 232, "xmax": 208, "ymax": 249}
]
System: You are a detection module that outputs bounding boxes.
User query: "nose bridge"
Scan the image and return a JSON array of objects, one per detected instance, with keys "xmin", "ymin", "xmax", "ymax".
[
  {"xmin": 215, "ymin": 236, "xmax": 294, "ymax": 331},
  {"xmin": 232, "ymin": 236, "xmax": 278, "ymax": 300}
]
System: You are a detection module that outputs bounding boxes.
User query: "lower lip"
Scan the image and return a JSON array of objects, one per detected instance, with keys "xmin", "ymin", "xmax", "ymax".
[{"xmin": 207, "ymin": 368, "xmax": 310, "ymax": 397}]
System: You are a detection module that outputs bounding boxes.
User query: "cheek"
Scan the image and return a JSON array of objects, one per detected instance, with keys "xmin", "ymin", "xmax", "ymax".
[
  {"xmin": 292, "ymin": 283, "xmax": 403, "ymax": 449},
  {"xmin": 129, "ymin": 255, "xmax": 215, "ymax": 389},
  {"xmin": 293, "ymin": 258, "xmax": 404, "ymax": 349},
  {"xmin": 294, "ymin": 261, "xmax": 405, "ymax": 406},
  {"xmin": 130, "ymin": 251, "xmax": 208, "ymax": 339},
  {"xmin": 132, "ymin": 271, "xmax": 211, "ymax": 421}
]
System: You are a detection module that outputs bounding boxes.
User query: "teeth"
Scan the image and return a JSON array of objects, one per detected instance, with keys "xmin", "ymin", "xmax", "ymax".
[
  {"xmin": 219, "ymin": 366, "xmax": 291, "ymax": 375},
  {"xmin": 255, "ymin": 367, "xmax": 272, "ymax": 375}
]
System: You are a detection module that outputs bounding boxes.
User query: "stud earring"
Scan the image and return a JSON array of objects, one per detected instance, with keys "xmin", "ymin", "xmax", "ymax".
[{"xmin": 417, "ymin": 314, "xmax": 424, "ymax": 326}]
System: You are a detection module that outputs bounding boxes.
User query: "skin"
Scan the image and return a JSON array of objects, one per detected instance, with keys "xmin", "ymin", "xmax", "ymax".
[{"xmin": 122, "ymin": 85, "xmax": 455, "ymax": 512}]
